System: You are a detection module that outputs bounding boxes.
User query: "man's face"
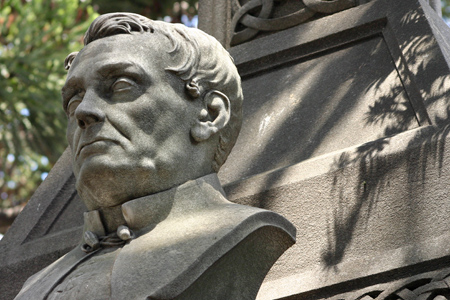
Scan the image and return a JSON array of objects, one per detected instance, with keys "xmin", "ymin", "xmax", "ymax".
[{"xmin": 62, "ymin": 34, "xmax": 202, "ymax": 209}]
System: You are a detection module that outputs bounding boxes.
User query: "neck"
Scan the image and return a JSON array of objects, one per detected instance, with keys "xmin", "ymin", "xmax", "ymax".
[
  {"xmin": 82, "ymin": 174, "xmax": 228, "ymax": 237},
  {"xmin": 97, "ymin": 205, "xmax": 127, "ymax": 234}
]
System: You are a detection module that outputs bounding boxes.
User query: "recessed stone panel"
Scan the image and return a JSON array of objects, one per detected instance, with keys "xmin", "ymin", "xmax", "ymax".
[{"xmin": 220, "ymin": 36, "xmax": 419, "ymax": 184}]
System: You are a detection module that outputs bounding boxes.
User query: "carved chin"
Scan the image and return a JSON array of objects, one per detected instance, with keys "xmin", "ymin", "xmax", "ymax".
[
  {"xmin": 75, "ymin": 178, "xmax": 128, "ymax": 210},
  {"xmin": 73, "ymin": 159, "xmax": 163, "ymax": 210}
]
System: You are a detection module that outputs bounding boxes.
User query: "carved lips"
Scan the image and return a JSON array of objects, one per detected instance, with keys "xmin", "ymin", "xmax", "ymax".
[{"xmin": 76, "ymin": 138, "xmax": 120, "ymax": 159}]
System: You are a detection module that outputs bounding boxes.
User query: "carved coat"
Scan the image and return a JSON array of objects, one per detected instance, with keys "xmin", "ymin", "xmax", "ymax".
[{"xmin": 15, "ymin": 174, "xmax": 296, "ymax": 300}]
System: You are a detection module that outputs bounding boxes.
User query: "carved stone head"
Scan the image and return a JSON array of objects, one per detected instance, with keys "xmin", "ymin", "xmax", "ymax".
[{"xmin": 61, "ymin": 13, "xmax": 243, "ymax": 210}]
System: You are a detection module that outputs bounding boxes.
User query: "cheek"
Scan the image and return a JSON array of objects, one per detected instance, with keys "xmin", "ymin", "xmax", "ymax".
[
  {"xmin": 128, "ymin": 96, "xmax": 193, "ymax": 143},
  {"xmin": 66, "ymin": 120, "xmax": 79, "ymax": 148}
]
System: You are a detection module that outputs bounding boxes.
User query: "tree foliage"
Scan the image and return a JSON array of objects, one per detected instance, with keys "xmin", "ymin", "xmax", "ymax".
[
  {"xmin": 443, "ymin": 0, "xmax": 450, "ymax": 19},
  {"xmin": 91, "ymin": 0, "xmax": 197, "ymax": 21},
  {"xmin": 0, "ymin": 0, "xmax": 98, "ymax": 209}
]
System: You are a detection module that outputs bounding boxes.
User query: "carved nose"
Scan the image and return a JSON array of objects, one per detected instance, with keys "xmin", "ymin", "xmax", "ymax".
[{"xmin": 74, "ymin": 92, "xmax": 105, "ymax": 129}]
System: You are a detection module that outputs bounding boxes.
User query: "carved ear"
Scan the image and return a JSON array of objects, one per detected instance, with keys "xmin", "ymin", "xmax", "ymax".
[{"xmin": 191, "ymin": 91, "xmax": 231, "ymax": 142}]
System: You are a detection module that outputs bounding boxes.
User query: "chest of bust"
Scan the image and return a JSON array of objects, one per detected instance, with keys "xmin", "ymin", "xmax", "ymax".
[{"xmin": 47, "ymin": 247, "xmax": 121, "ymax": 300}]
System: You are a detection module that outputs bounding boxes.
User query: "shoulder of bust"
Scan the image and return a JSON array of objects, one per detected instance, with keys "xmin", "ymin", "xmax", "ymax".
[{"xmin": 110, "ymin": 203, "xmax": 296, "ymax": 300}]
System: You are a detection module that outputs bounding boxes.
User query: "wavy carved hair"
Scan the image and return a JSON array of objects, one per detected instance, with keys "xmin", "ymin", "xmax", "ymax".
[{"xmin": 64, "ymin": 13, "xmax": 243, "ymax": 172}]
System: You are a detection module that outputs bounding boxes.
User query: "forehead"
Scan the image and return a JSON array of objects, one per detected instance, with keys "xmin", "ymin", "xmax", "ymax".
[{"xmin": 67, "ymin": 33, "xmax": 169, "ymax": 79}]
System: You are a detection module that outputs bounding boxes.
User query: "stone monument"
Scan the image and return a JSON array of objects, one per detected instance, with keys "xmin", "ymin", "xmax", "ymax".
[
  {"xmin": 12, "ymin": 13, "xmax": 295, "ymax": 300},
  {"xmin": 4, "ymin": 0, "xmax": 450, "ymax": 299},
  {"xmin": 198, "ymin": 0, "xmax": 450, "ymax": 299}
]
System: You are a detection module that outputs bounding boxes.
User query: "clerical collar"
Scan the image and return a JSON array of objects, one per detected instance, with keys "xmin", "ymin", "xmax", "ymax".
[{"xmin": 82, "ymin": 173, "xmax": 228, "ymax": 240}]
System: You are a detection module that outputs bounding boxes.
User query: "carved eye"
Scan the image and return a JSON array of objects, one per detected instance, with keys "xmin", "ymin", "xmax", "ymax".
[
  {"xmin": 66, "ymin": 91, "xmax": 84, "ymax": 117},
  {"xmin": 112, "ymin": 78, "xmax": 135, "ymax": 93}
]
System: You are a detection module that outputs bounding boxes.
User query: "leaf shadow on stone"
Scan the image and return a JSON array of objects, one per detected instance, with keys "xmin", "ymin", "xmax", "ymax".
[{"xmin": 224, "ymin": 7, "xmax": 450, "ymax": 272}]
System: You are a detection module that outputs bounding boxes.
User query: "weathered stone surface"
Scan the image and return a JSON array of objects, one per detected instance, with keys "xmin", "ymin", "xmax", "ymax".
[
  {"xmin": 218, "ymin": 0, "xmax": 450, "ymax": 298},
  {"xmin": 229, "ymin": 0, "xmax": 357, "ymax": 46},
  {"xmin": 221, "ymin": 35, "xmax": 419, "ymax": 183},
  {"xmin": 230, "ymin": 124, "xmax": 450, "ymax": 299},
  {"xmin": 4, "ymin": 13, "xmax": 296, "ymax": 300},
  {"xmin": 2, "ymin": 0, "xmax": 450, "ymax": 299},
  {"xmin": 199, "ymin": 0, "xmax": 444, "ymax": 48},
  {"xmin": 198, "ymin": 0, "xmax": 231, "ymax": 47},
  {"xmin": 221, "ymin": 0, "xmax": 450, "ymax": 185}
]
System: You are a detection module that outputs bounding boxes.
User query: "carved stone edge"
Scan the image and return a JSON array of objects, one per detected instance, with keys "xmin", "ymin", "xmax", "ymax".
[
  {"xmin": 256, "ymin": 231, "xmax": 450, "ymax": 300},
  {"xmin": 224, "ymin": 125, "xmax": 439, "ymax": 200},
  {"xmin": 229, "ymin": 0, "xmax": 358, "ymax": 46}
]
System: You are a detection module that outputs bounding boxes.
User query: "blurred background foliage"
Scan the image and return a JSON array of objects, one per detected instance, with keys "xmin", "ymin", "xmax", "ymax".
[
  {"xmin": 0, "ymin": 0, "xmax": 448, "ymax": 233},
  {"xmin": 0, "ymin": 0, "xmax": 97, "ymax": 233},
  {"xmin": 443, "ymin": 0, "xmax": 450, "ymax": 20}
]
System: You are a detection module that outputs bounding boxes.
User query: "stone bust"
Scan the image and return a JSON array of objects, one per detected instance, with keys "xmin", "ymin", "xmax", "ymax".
[{"xmin": 15, "ymin": 13, "xmax": 295, "ymax": 300}]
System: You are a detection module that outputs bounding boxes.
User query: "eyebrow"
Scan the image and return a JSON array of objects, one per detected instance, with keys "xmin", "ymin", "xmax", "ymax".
[
  {"xmin": 96, "ymin": 61, "xmax": 146, "ymax": 79},
  {"xmin": 62, "ymin": 61, "xmax": 146, "ymax": 90},
  {"xmin": 61, "ymin": 77, "xmax": 82, "ymax": 112}
]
